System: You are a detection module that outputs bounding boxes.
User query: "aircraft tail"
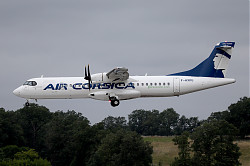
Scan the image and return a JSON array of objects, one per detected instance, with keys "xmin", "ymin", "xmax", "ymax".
[{"xmin": 168, "ymin": 41, "xmax": 235, "ymax": 78}]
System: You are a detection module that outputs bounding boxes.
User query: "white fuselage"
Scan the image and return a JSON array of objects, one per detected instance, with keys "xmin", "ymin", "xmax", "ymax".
[{"xmin": 13, "ymin": 76, "xmax": 235, "ymax": 101}]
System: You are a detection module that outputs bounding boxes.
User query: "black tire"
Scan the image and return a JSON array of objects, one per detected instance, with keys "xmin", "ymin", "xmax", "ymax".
[
  {"xmin": 25, "ymin": 102, "xmax": 30, "ymax": 107},
  {"xmin": 111, "ymin": 99, "xmax": 120, "ymax": 107}
]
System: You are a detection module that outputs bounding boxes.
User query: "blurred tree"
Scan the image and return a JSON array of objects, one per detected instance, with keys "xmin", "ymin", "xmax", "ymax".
[
  {"xmin": 101, "ymin": 116, "xmax": 127, "ymax": 131},
  {"xmin": 158, "ymin": 108, "xmax": 179, "ymax": 136},
  {"xmin": 172, "ymin": 120, "xmax": 241, "ymax": 166},
  {"xmin": 190, "ymin": 120, "xmax": 241, "ymax": 166},
  {"xmin": 69, "ymin": 123, "xmax": 108, "ymax": 166},
  {"xmin": 227, "ymin": 97, "xmax": 250, "ymax": 138},
  {"xmin": 16, "ymin": 104, "xmax": 52, "ymax": 150},
  {"xmin": 90, "ymin": 129, "xmax": 153, "ymax": 166},
  {"xmin": 0, "ymin": 108, "xmax": 24, "ymax": 147},
  {"xmin": 128, "ymin": 109, "xmax": 160, "ymax": 135},
  {"xmin": 186, "ymin": 117, "xmax": 200, "ymax": 133},
  {"xmin": 0, "ymin": 145, "xmax": 29, "ymax": 160},
  {"xmin": 208, "ymin": 97, "xmax": 250, "ymax": 138},
  {"xmin": 14, "ymin": 149, "xmax": 39, "ymax": 160},
  {"xmin": 207, "ymin": 111, "xmax": 230, "ymax": 122},
  {"xmin": 129, "ymin": 109, "xmax": 187, "ymax": 136},
  {"xmin": 175, "ymin": 115, "xmax": 188, "ymax": 135},
  {"xmin": 45, "ymin": 110, "xmax": 90, "ymax": 166},
  {"xmin": 171, "ymin": 131, "xmax": 192, "ymax": 166},
  {"xmin": 0, "ymin": 147, "xmax": 51, "ymax": 166}
]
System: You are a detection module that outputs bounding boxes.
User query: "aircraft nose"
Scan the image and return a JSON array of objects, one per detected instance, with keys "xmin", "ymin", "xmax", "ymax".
[{"xmin": 13, "ymin": 87, "xmax": 21, "ymax": 97}]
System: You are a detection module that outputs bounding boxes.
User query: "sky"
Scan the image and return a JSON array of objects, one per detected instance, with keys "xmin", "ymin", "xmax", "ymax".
[{"xmin": 0, "ymin": 0, "xmax": 249, "ymax": 124}]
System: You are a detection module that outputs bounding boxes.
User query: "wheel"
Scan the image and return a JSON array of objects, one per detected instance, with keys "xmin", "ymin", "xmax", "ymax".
[
  {"xmin": 25, "ymin": 102, "xmax": 30, "ymax": 107},
  {"xmin": 111, "ymin": 99, "xmax": 120, "ymax": 107}
]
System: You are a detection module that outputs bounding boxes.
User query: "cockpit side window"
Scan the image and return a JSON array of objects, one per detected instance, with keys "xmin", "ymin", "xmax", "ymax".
[
  {"xmin": 32, "ymin": 81, "xmax": 37, "ymax": 86},
  {"xmin": 23, "ymin": 81, "xmax": 37, "ymax": 86}
]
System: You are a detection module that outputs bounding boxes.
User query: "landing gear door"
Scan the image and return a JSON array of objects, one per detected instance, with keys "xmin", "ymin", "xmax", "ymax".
[{"xmin": 173, "ymin": 77, "xmax": 180, "ymax": 96}]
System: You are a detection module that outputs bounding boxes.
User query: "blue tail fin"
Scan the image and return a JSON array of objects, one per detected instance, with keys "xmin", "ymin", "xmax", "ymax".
[{"xmin": 168, "ymin": 41, "xmax": 235, "ymax": 78}]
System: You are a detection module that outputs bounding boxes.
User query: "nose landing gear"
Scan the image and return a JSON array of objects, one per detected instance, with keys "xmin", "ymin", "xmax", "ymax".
[
  {"xmin": 25, "ymin": 100, "xmax": 30, "ymax": 107},
  {"xmin": 24, "ymin": 99, "xmax": 37, "ymax": 107}
]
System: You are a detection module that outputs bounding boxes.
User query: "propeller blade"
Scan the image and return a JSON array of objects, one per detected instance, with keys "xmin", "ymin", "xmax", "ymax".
[
  {"xmin": 88, "ymin": 64, "xmax": 91, "ymax": 91},
  {"xmin": 88, "ymin": 80, "xmax": 91, "ymax": 91},
  {"xmin": 88, "ymin": 64, "xmax": 91, "ymax": 81},
  {"xmin": 84, "ymin": 66, "xmax": 87, "ymax": 79},
  {"xmin": 84, "ymin": 64, "xmax": 92, "ymax": 91}
]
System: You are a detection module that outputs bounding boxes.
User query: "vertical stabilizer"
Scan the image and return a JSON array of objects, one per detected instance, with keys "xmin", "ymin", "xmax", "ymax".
[{"xmin": 168, "ymin": 41, "xmax": 235, "ymax": 78}]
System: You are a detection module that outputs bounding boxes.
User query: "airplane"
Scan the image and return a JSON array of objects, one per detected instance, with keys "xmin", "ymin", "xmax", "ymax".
[{"xmin": 13, "ymin": 41, "xmax": 236, "ymax": 107}]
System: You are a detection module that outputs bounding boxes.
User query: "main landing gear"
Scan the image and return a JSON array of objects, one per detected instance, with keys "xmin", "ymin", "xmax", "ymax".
[{"xmin": 109, "ymin": 96, "xmax": 120, "ymax": 107}]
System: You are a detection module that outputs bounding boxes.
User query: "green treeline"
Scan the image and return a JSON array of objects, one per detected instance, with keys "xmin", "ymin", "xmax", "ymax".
[
  {"xmin": 128, "ymin": 97, "xmax": 250, "ymax": 138},
  {"xmin": 0, "ymin": 105, "xmax": 153, "ymax": 166},
  {"xmin": 172, "ymin": 121, "xmax": 241, "ymax": 166},
  {"xmin": 0, "ymin": 97, "xmax": 249, "ymax": 165},
  {"xmin": 128, "ymin": 108, "xmax": 200, "ymax": 136}
]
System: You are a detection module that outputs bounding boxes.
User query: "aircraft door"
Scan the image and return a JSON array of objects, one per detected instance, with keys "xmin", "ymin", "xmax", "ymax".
[{"xmin": 173, "ymin": 77, "xmax": 180, "ymax": 96}]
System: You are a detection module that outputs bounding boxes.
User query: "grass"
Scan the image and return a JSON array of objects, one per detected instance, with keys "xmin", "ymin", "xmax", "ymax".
[
  {"xmin": 236, "ymin": 139, "xmax": 250, "ymax": 166},
  {"xmin": 144, "ymin": 136, "xmax": 250, "ymax": 166},
  {"xmin": 144, "ymin": 136, "xmax": 178, "ymax": 166}
]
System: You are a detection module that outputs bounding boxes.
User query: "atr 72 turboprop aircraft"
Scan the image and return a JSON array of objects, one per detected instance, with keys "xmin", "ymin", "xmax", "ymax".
[{"xmin": 13, "ymin": 41, "xmax": 236, "ymax": 107}]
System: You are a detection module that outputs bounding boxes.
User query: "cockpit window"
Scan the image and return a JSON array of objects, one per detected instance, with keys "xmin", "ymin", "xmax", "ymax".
[
  {"xmin": 32, "ymin": 81, "xmax": 37, "ymax": 86},
  {"xmin": 23, "ymin": 81, "xmax": 37, "ymax": 86},
  {"xmin": 23, "ymin": 81, "xmax": 29, "ymax": 85}
]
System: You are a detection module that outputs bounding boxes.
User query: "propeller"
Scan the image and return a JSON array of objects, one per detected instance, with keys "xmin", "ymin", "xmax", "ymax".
[{"xmin": 84, "ymin": 64, "xmax": 92, "ymax": 91}]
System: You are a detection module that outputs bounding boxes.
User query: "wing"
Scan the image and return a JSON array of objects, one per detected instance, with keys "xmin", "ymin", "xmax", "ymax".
[{"xmin": 106, "ymin": 67, "xmax": 129, "ymax": 81}]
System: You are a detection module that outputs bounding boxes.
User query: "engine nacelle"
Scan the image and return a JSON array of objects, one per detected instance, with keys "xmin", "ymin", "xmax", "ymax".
[
  {"xmin": 91, "ymin": 73, "xmax": 109, "ymax": 83},
  {"xmin": 89, "ymin": 91, "xmax": 110, "ymax": 101}
]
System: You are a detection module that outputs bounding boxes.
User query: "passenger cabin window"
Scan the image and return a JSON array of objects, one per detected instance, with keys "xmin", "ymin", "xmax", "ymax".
[{"xmin": 23, "ymin": 81, "xmax": 37, "ymax": 86}]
